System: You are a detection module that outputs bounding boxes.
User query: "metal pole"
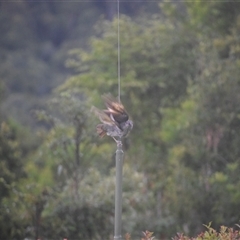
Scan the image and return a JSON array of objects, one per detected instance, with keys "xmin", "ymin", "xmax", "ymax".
[{"xmin": 114, "ymin": 141, "xmax": 124, "ymax": 240}]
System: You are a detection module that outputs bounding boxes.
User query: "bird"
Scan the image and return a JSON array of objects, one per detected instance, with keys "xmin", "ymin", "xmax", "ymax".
[{"xmin": 91, "ymin": 94, "xmax": 133, "ymax": 143}]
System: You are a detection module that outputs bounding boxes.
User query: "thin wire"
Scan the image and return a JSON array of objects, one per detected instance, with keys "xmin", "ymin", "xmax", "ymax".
[{"xmin": 117, "ymin": 0, "xmax": 121, "ymax": 103}]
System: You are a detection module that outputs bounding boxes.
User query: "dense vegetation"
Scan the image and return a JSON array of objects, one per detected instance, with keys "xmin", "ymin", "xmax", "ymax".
[{"xmin": 1, "ymin": 1, "xmax": 240, "ymax": 239}]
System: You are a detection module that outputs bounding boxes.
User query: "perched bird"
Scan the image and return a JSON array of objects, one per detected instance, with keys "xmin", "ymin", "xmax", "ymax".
[{"xmin": 91, "ymin": 94, "xmax": 133, "ymax": 142}]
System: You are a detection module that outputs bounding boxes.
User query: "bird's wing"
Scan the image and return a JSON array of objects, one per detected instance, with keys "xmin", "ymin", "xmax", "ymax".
[
  {"xmin": 102, "ymin": 93, "xmax": 129, "ymax": 123},
  {"xmin": 91, "ymin": 106, "xmax": 115, "ymax": 125}
]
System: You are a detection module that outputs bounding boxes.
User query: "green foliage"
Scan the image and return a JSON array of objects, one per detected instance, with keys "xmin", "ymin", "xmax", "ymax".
[
  {"xmin": 0, "ymin": 1, "xmax": 101, "ymax": 128},
  {"xmin": 57, "ymin": 13, "xmax": 199, "ymax": 237},
  {"xmin": 41, "ymin": 5, "xmax": 240, "ymax": 238},
  {"xmin": 2, "ymin": 1, "xmax": 240, "ymax": 239},
  {"xmin": 173, "ymin": 224, "xmax": 240, "ymax": 240},
  {"xmin": 62, "ymin": 15, "xmax": 197, "ymax": 176},
  {"xmin": 186, "ymin": 1, "xmax": 240, "ymax": 34},
  {"xmin": 125, "ymin": 225, "xmax": 240, "ymax": 240},
  {"xmin": 0, "ymin": 121, "xmax": 27, "ymax": 239},
  {"xmin": 38, "ymin": 165, "xmax": 154, "ymax": 239},
  {"xmin": 0, "ymin": 121, "xmax": 25, "ymax": 198}
]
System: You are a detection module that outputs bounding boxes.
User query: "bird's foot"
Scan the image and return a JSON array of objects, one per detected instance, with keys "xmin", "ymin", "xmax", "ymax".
[{"xmin": 112, "ymin": 137, "xmax": 122, "ymax": 147}]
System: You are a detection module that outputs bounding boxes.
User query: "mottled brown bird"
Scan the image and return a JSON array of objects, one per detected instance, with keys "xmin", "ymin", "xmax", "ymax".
[{"xmin": 91, "ymin": 94, "xmax": 133, "ymax": 142}]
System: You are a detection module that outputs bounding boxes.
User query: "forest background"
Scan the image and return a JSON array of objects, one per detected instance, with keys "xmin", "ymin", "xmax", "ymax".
[{"xmin": 1, "ymin": 1, "xmax": 240, "ymax": 239}]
